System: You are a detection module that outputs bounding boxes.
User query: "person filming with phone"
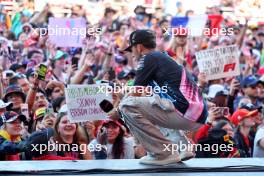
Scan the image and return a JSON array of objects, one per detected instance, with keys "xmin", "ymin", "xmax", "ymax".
[{"xmin": 89, "ymin": 120, "xmax": 134, "ymax": 159}]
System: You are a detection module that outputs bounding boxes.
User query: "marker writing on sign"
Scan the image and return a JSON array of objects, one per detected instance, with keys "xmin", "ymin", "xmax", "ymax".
[
  {"xmin": 70, "ymin": 108, "xmax": 104, "ymax": 117},
  {"xmin": 77, "ymin": 98, "xmax": 96, "ymax": 108}
]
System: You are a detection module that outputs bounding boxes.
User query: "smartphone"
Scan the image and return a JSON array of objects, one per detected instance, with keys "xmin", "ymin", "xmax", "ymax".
[
  {"xmin": 99, "ymin": 99, "xmax": 114, "ymax": 113},
  {"xmin": 72, "ymin": 56, "xmax": 79, "ymax": 67},
  {"xmin": 37, "ymin": 64, "xmax": 48, "ymax": 80},
  {"xmin": 211, "ymin": 107, "xmax": 229, "ymax": 117},
  {"xmin": 218, "ymin": 107, "xmax": 229, "ymax": 116},
  {"xmin": 236, "ymin": 74, "xmax": 243, "ymax": 82},
  {"xmin": 101, "ymin": 126, "xmax": 106, "ymax": 133},
  {"xmin": 21, "ymin": 103, "xmax": 29, "ymax": 121}
]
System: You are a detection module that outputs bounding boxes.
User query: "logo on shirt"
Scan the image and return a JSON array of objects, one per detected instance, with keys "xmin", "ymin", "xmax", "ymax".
[{"xmin": 136, "ymin": 56, "xmax": 145, "ymax": 70}]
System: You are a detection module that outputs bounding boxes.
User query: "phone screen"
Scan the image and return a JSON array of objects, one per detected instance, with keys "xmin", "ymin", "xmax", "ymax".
[
  {"xmin": 37, "ymin": 64, "xmax": 48, "ymax": 80},
  {"xmin": 219, "ymin": 107, "xmax": 229, "ymax": 116},
  {"xmin": 72, "ymin": 57, "xmax": 79, "ymax": 67},
  {"xmin": 21, "ymin": 103, "xmax": 29, "ymax": 120}
]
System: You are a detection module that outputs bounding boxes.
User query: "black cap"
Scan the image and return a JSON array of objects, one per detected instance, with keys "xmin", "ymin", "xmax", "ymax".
[
  {"xmin": 3, "ymin": 84, "xmax": 26, "ymax": 102},
  {"xmin": 104, "ymin": 7, "xmax": 116, "ymax": 16},
  {"xmin": 134, "ymin": 5, "xmax": 146, "ymax": 14},
  {"xmin": 9, "ymin": 63, "xmax": 26, "ymax": 72},
  {"xmin": 124, "ymin": 29, "xmax": 156, "ymax": 52}
]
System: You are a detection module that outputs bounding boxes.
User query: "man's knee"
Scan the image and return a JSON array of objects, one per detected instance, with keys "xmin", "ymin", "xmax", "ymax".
[
  {"xmin": 119, "ymin": 96, "xmax": 141, "ymax": 110},
  {"xmin": 119, "ymin": 97, "xmax": 144, "ymax": 117}
]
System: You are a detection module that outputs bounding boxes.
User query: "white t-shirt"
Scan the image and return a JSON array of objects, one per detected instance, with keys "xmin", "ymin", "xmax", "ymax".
[
  {"xmin": 90, "ymin": 137, "xmax": 135, "ymax": 159},
  {"xmin": 253, "ymin": 125, "xmax": 264, "ymax": 157}
]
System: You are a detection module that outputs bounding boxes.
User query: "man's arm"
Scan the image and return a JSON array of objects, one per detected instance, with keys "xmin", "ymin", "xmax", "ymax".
[
  {"xmin": 129, "ymin": 54, "xmax": 157, "ymax": 96},
  {"xmin": 134, "ymin": 54, "xmax": 157, "ymax": 86}
]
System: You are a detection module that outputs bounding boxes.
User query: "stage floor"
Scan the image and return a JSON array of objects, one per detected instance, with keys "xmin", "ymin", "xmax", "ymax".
[{"xmin": 0, "ymin": 158, "xmax": 264, "ymax": 175}]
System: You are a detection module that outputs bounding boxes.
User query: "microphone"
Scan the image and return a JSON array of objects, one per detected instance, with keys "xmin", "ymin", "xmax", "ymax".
[{"xmin": 99, "ymin": 99, "xmax": 114, "ymax": 113}]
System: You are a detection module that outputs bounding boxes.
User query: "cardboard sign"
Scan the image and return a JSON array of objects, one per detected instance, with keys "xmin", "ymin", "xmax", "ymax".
[
  {"xmin": 195, "ymin": 45, "xmax": 240, "ymax": 80},
  {"xmin": 65, "ymin": 84, "xmax": 112, "ymax": 123},
  {"xmin": 48, "ymin": 17, "xmax": 86, "ymax": 47}
]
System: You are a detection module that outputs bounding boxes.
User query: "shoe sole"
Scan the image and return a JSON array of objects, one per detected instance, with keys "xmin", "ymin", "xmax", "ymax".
[
  {"xmin": 180, "ymin": 153, "xmax": 195, "ymax": 161},
  {"xmin": 180, "ymin": 155, "xmax": 194, "ymax": 161},
  {"xmin": 139, "ymin": 157, "xmax": 181, "ymax": 166}
]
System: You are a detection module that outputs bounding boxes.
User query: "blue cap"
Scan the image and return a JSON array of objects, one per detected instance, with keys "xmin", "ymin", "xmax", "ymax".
[{"xmin": 242, "ymin": 75, "xmax": 259, "ymax": 88}]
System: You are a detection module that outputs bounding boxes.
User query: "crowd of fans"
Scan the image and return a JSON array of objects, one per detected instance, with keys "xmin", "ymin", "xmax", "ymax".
[{"xmin": 0, "ymin": 0, "xmax": 264, "ymax": 161}]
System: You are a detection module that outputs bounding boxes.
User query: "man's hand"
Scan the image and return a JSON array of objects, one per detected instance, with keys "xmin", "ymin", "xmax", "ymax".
[{"xmin": 107, "ymin": 108, "xmax": 120, "ymax": 121}]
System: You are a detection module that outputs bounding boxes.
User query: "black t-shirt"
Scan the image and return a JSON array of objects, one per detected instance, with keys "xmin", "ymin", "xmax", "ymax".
[{"xmin": 134, "ymin": 51, "xmax": 207, "ymax": 123}]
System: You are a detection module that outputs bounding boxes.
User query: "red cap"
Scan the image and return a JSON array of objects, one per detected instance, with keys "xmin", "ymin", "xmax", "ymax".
[
  {"xmin": 230, "ymin": 109, "xmax": 258, "ymax": 126},
  {"xmin": 102, "ymin": 120, "xmax": 122, "ymax": 127},
  {"xmin": 172, "ymin": 27, "xmax": 188, "ymax": 36},
  {"xmin": 258, "ymin": 67, "xmax": 264, "ymax": 75}
]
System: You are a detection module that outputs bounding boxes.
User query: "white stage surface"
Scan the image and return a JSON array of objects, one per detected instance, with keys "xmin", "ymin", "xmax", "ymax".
[{"xmin": 0, "ymin": 158, "xmax": 264, "ymax": 175}]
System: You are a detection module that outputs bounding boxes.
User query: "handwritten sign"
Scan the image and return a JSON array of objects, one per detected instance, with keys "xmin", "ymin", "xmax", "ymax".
[
  {"xmin": 65, "ymin": 84, "xmax": 112, "ymax": 123},
  {"xmin": 195, "ymin": 45, "xmax": 240, "ymax": 80},
  {"xmin": 48, "ymin": 17, "xmax": 86, "ymax": 47}
]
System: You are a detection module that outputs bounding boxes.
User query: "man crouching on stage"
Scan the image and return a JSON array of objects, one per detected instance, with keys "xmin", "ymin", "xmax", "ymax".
[{"xmin": 108, "ymin": 29, "xmax": 208, "ymax": 165}]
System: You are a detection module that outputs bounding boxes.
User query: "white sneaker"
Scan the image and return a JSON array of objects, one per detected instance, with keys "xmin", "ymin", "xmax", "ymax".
[
  {"xmin": 179, "ymin": 151, "xmax": 195, "ymax": 161},
  {"xmin": 139, "ymin": 154, "xmax": 181, "ymax": 166}
]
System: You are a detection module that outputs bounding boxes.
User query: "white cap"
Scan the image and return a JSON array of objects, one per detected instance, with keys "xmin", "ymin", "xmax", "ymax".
[
  {"xmin": 208, "ymin": 84, "xmax": 228, "ymax": 99},
  {"xmin": 0, "ymin": 100, "xmax": 12, "ymax": 109}
]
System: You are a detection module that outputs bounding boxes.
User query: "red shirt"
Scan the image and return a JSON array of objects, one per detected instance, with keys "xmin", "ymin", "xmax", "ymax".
[{"xmin": 194, "ymin": 124, "xmax": 211, "ymax": 143}]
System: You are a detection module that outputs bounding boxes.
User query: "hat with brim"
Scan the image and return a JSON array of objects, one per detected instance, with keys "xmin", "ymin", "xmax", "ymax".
[
  {"xmin": 0, "ymin": 100, "xmax": 12, "ymax": 109},
  {"xmin": 240, "ymin": 103, "xmax": 262, "ymax": 112},
  {"xmin": 258, "ymin": 75, "xmax": 264, "ymax": 85},
  {"xmin": 9, "ymin": 63, "xmax": 26, "ymax": 72},
  {"xmin": 208, "ymin": 84, "xmax": 228, "ymax": 99},
  {"xmin": 1, "ymin": 111, "xmax": 26, "ymax": 124},
  {"xmin": 52, "ymin": 50, "xmax": 68, "ymax": 61},
  {"xmin": 231, "ymin": 109, "xmax": 258, "ymax": 126},
  {"xmin": 124, "ymin": 30, "xmax": 156, "ymax": 52},
  {"xmin": 34, "ymin": 107, "xmax": 47, "ymax": 121},
  {"xmin": 105, "ymin": 7, "xmax": 117, "ymax": 15},
  {"xmin": 3, "ymin": 85, "xmax": 26, "ymax": 102},
  {"xmin": 242, "ymin": 75, "xmax": 259, "ymax": 88},
  {"xmin": 102, "ymin": 120, "xmax": 122, "ymax": 128}
]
